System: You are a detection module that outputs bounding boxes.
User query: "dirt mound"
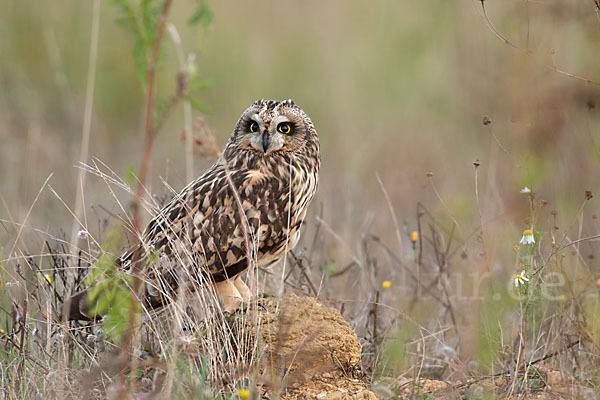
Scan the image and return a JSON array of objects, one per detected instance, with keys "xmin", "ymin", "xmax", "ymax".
[{"xmin": 250, "ymin": 293, "xmax": 377, "ymax": 399}]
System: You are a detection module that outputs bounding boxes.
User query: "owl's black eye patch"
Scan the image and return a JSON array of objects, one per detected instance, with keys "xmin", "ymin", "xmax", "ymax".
[
  {"xmin": 248, "ymin": 121, "xmax": 259, "ymax": 133},
  {"xmin": 277, "ymin": 122, "xmax": 293, "ymax": 135}
]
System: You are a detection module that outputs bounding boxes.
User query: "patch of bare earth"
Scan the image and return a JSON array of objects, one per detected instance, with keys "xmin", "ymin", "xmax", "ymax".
[
  {"xmin": 247, "ymin": 293, "xmax": 377, "ymax": 399},
  {"xmin": 377, "ymin": 365, "xmax": 592, "ymax": 399}
]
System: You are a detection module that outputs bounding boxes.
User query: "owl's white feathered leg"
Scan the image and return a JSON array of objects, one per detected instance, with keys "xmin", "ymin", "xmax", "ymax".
[
  {"xmin": 214, "ymin": 279, "xmax": 243, "ymax": 314},
  {"xmin": 233, "ymin": 276, "xmax": 252, "ymax": 303}
]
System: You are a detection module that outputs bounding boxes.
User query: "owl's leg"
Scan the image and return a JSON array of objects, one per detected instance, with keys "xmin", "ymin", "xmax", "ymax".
[
  {"xmin": 233, "ymin": 275, "xmax": 267, "ymax": 312},
  {"xmin": 214, "ymin": 279, "xmax": 243, "ymax": 314},
  {"xmin": 233, "ymin": 276, "xmax": 252, "ymax": 303}
]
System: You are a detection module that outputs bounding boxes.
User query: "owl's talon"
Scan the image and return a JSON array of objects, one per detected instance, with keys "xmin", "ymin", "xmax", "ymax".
[{"xmin": 241, "ymin": 300, "xmax": 266, "ymax": 313}]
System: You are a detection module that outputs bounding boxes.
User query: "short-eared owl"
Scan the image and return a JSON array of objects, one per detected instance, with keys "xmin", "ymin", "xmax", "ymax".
[{"xmin": 67, "ymin": 99, "xmax": 320, "ymax": 320}]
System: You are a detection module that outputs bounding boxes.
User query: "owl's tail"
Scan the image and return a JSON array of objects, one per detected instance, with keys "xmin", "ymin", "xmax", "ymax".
[
  {"xmin": 63, "ymin": 285, "xmax": 170, "ymax": 321},
  {"xmin": 63, "ymin": 289, "xmax": 97, "ymax": 321},
  {"xmin": 62, "ymin": 249, "xmax": 130, "ymax": 322},
  {"xmin": 62, "ymin": 254, "xmax": 172, "ymax": 321}
]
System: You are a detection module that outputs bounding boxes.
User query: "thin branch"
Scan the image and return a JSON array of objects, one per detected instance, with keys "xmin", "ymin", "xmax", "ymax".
[
  {"xmin": 329, "ymin": 260, "xmax": 357, "ymax": 278},
  {"xmin": 478, "ymin": 0, "xmax": 600, "ymax": 86},
  {"xmin": 167, "ymin": 23, "xmax": 195, "ymax": 184},
  {"xmin": 558, "ymin": 233, "xmax": 600, "ymax": 250},
  {"xmin": 153, "ymin": 72, "xmax": 188, "ymax": 134},
  {"xmin": 372, "ymin": 290, "xmax": 379, "ymax": 341},
  {"xmin": 376, "ymin": 172, "xmax": 403, "ymax": 254},
  {"xmin": 288, "ymin": 250, "xmax": 318, "ymax": 297},
  {"xmin": 135, "ymin": 0, "xmax": 174, "ymax": 208},
  {"xmin": 479, "ymin": 1, "xmax": 524, "ymax": 51},
  {"xmin": 546, "ymin": 65, "xmax": 600, "ymax": 86}
]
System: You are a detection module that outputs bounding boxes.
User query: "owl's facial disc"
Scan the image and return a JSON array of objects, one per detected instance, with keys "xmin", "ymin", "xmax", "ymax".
[{"xmin": 248, "ymin": 114, "xmax": 293, "ymax": 154}]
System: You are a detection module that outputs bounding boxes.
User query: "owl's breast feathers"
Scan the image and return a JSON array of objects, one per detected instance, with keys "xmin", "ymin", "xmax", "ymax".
[{"xmin": 134, "ymin": 148, "xmax": 319, "ymax": 302}]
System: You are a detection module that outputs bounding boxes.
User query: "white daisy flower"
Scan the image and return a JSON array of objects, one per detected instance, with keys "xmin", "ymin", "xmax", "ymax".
[
  {"xmin": 520, "ymin": 229, "xmax": 535, "ymax": 245},
  {"xmin": 514, "ymin": 270, "xmax": 530, "ymax": 287},
  {"xmin": 86, "ymin": 334, "xmax": 99, "ymax": 342},
  {"xmin": 520, "ymin": 187, "xmax": 531, "ymax": 194},
  {"xmin": 77, "ymin": 229, "xmax": 89, "ymax": 240},
  {"xmin": 179, "ymin": 335, "xmax": 194, "ymax": 345}
]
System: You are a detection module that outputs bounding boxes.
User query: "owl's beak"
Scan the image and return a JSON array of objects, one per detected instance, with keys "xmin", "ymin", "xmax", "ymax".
[{"xmin": 261, "ymin": 131, "xmax": 269, "ymax": 153}]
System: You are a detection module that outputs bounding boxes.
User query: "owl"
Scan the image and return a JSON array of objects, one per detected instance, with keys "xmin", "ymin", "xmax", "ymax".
[{"xmin": 67, "ymin": 99, "xmax": 320, "ymax": 320}]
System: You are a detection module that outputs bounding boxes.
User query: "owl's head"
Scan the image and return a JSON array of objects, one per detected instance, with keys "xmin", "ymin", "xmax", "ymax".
[{"xmin": 227, "ymin": 99, "xmax": 319, "ymax": 158}]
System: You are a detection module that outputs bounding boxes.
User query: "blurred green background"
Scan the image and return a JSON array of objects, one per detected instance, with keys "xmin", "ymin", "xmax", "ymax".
[
  {"xmin": 2, "ymin": 1, "xmax": 599, "ymax": 229},
  {"xmin": 2, "ymin": 1, "xmax": 599, "ymax": 227},
  {"xmin": 1, "ymin": 0, "xmax": 600, "ymax": 370}
]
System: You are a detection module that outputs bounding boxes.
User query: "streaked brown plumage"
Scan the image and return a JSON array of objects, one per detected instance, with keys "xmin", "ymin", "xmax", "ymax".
[{"xmin": 67, "ymin": 99, "xmax": 320, "ymax": 320}]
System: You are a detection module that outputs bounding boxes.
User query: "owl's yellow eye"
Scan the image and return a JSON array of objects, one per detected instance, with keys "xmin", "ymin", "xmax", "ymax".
[
  {"xmin": 249, "ymin": 121, "xmax": 258, "ymax": 133},
  {"xmin": 277, "ymin": 123, "xmax": 292, "ymax": 134}
]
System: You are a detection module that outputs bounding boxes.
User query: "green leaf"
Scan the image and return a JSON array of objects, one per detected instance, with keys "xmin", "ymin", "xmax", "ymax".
[
  {"xmin": 188, "ymin": 76, "xmax": 215, "ymax": 92},
  {"xmin": 123, "ymin": 163, "xmax": 138, "ymax": 187},
  {"xmin": 188, "ymin": 0, "xmax": 213, "ymax": 26},
  {"xmin": 322, "ymin": 260, "xmax": 336, "ymax": 277},
  {"xmin": 89, "ymin": 288, "xmax": 114, "ymax": 315},
  {"xmin": 148, "ymin": 250, "xmax": 159, "ymax": 263},
  {"xmin": 187, "ymin": 95, "xmax": 213, "ymax": 113},
  {"xmin": 88, "ymin": 280, "xmax": 109, "ymax": 301}
]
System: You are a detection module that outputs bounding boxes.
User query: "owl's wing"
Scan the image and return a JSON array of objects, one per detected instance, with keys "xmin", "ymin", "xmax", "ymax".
[
  {"xmin": 119, "ymin": 158, "xmax": 296, "ymax": 310},
  {"xmin": 142, "ymin": 163, "xmax": 276, "ymax": 268}
]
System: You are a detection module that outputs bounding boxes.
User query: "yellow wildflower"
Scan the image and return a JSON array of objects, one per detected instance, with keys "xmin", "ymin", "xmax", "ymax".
[
  {"xmin": 382, "ymin": 280, "xmax": 391, "ymax": 289},
  {"xmin": 44, "ymin": 274, "xmax": 53, "ymax": 286},
  {"xmin": 411, "ymin": 231, "xmax": 418, "ymax": 243},
  {"xmin": 238, "ymin": 389, "xmax": 250, "ymax": 399}
]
